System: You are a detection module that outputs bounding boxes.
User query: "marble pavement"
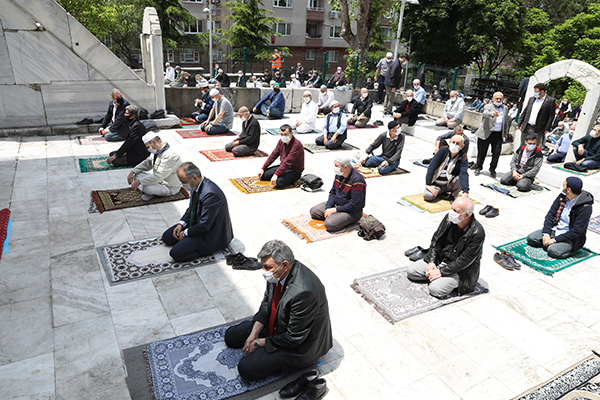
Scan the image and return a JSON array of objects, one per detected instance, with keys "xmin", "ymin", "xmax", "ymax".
[{"xmin": 1, "ymin": 103, "xmax": 600, "ymax": 400}]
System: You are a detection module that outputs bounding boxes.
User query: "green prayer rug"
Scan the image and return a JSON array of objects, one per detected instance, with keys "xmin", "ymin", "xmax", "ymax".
[
  {"xmin": 551, "ymin": 163, "xmax": 600, "ymax": 176},
  {"xmin": 481, "ymin": 182, "xmax": 550, "ymax": 198},
  {"xmin": 79, "ymin": 157, "xmax": 129, "ymax": 173},
  {"xmin": 494, "ymin": 237, "xmax": 598, "ymax": 276}
]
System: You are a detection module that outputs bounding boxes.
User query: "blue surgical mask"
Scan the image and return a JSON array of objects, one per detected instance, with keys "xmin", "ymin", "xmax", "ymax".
[
  {"xmin": 526, "ymin": 144, "xmax": 536, "ymax": 151},
  {"xmin": 493, "ymin": 101, "xmax": 502, "ymax": 107},
  {"xmin": 533, "ymin": 91, "xmax": 540, "ymax": 99}
]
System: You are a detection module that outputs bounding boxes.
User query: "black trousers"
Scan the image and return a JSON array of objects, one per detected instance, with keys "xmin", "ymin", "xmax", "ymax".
[
  {"xmin": 108, "ymin": 151, "xmax": 131, "ymax": 167},
  {"xmin": 261, "ymin": 165, "xmax": 301, "ymax": 189},
  {"xmin": 162, "ymin": 225, "xmax": 212, "ymax": 262},
  {"xmin": 377, "ymin": 75, "xmax": 386, "ymax": 102},
  {"xmin": 224, "ymin": 320, "xmax": 283, "ymax": 381},
  {"xmin": 475, "ymin": 131, "xmax": 503, "ymax": 172}
]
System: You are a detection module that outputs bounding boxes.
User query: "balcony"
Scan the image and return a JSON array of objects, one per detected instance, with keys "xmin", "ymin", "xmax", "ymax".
[
  {"xmin": 305, "ymin": 37, "xmax": 322, "ymax": 47},
  {"xmin": 306, "ymin": 8, "xmax": 324, "ymax": 21}
]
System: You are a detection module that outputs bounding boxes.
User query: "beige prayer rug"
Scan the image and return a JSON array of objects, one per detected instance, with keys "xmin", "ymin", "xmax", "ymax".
[
  {"xmin": 281, "ymin": 214, "xmax": 360, "ymax": 243},
  {"xmin": 199, "ymin": 149, "xmax": 268, "ymax": 162},
  {"xmin": 90, "ymin": 187, "xmax": 189, "ymax": 213},
  {"xmin": 229, "ymin": 176, "xmax": 300, "ymax": 194},
  {"xmin": 400, "ymin": 193, "xmax": 453, "ymax": 213},
  {"xmin": 354, "ymin": 165, "xmax": 410, "ymax": 179}
]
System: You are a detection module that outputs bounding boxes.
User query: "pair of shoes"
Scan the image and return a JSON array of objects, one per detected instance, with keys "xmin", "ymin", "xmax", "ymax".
[
  {"xmin": 474, "ymin": 168, "xmax": 481, "ymax": 176},
  {"xmin": 376, "ymin": 100, "xmax": 382, "ymax": 104},
  {"xmin": 493, "ymin": 251, "xmax": 521, "ymax": 270},
  {"xmin": 404, "ymin": 246, "xmax": 425, "ymax": 257},
  {"xmin": 76, "ymin": 118, "xmax": 93, "ymax": 125},
  {"xmin": 141, "ymin": 194, "xmax": 155, "ymax": 201},
  {"xmin": 479, "ymin": 205, "xmax": 499, "ymax": 218},
  {"xmin": 422, "ymin": 158, "xmax": 431, "ymax": 165},
  {"xmin": 279, "ymin": 370, "xmax": 327, "ymax": 399},
  {"xmin": 232, "ymin": 257, "xmax": 261, "ymax": 270},
  {"xmin": 489, "ymin": 170, "xmax": 497, "ymax": 179},
  {"xmin": 93, "ymin": 118, "xmax": 103, "ymax": 124},
  {"xmin": 226, "ymin": 253, "xmax": 246, "ymax": 266},
  {"xmin": 409, "ymin": 248, "xmax": 429, "ymax": 262}
]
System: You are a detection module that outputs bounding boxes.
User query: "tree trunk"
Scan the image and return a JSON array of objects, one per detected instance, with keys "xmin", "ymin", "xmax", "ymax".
[{"xmin": 339, "ymin": 0, "xmax": 375, "ymax": 61}]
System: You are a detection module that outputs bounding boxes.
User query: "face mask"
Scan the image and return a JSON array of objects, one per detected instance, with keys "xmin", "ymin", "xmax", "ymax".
[
  {"xmin": 273, "ymin": 88, "xmax": 280, "ymax": 93},
  {"xmin": 304, "ymin": 97, "xmax": 311, "ymax": 103},
  {"xmin": 147, "ymin": 146, "xmax": 157, "ymax": 154},
  {"xmin": 182, "ymin": 183, "xmax": 193, "ymax": 192},
  {"xmin": 448, "ymin": 143, "xmax": 460, "ymax": 153},
  {"xmin": 331, "ymin": 107, "xmax": 339, "ymax": 114},
  {"xmin": 386, "ymin": 57, "xmax": 392, "ymax": 61},
  {"xmin": 361, "ymin": 93, "xmax": 368, "ymax": 99},
  {"xmin": 450, "ymin": 97, "xmax": 456, "ymax": 102},
  {"xmin": 414, "ymin": 85, "xmax": 420, "ymax": 90},
  {"xmin": 591, "ymin": 130, "xmax": 599, "ymax": 138},
  {"xmin": 333, "ymin": 167, "xmax": 343, "ymax": 175},
  {"xmin": 448, "ymin": 210, "xmax": 462, "ymax": 224},
  {"xmin": 569, "ymin": 129, "xmax": 575, "ymax": 136},
  {"xmin": 533, "ymin": 91, "xmax": 540, "ymax": 99},
  {"xmin": 262, "ymin": 263, "xmax": 283, "ymax": 283},
  {"xmin": 406, "ymin": 96, "xmax": 413, "ymax": 102},
  {"xmin": 526, "ymin": 144, "xmax": 536, "ymax": 151},
  {"xmin": 281, "ymin": 135, "xmax": 291, "ymax": 144},
  {"xmin": 493, "ymin": 101, "xmax": 502, "ymax": 107}
]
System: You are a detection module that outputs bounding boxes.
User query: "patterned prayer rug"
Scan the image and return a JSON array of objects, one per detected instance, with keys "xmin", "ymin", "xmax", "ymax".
[
  {"xmin": 265, "ymin": 128, "xmax": 322, "ymax": 135},
  {"xmin": 180, "ymin": 117, "xmax": 198, "ymax": 126},
  {"xmin": 351, "ymin": 267, "xmax": 488, "ymax": 323},
  {"xmin": 73, "ymin": 135, "xmax": 107, "ymax": 145},
  {"xmin": 512, "ymin": 353, "xmax": 600, "ymax": 400},
  {"xmin": 589, "ymin": 215, "xmax": 600, "ymax": 235},
  {"xmin": 79, "ymin": 157, "xmax": 130, "ymax": 173},
  {"xmin": 229, "ymin": 176, "xmax": 300, "ymax": 194},
  {"xmin": 354, "ymin": 165, "xmax": 410, "ymax": 179},
  {"xmin": 347, "ymin": 124, "xmax": 378, "ymax": 129},
  {"xmin": 400, "ymin": 193, "xmax": 470, "ymax": 214},
  {"xmin": 303, "ymin": 142, "xmax": 358, "ymax": 154},
  {"xmin": 281, "ymin": 214, "xmax": 360, "ymax": 243},
  {"xmin": 552, "ymin": 163, "xmax": 600, "ymax": 176},
  {"xmin": 481, "ymin": 182, "xmax": 550, "ymax": 198},
  {"xmin": 97, "ymin": 237, "xmax": 227, "ymax": 284},
  {"xmin": 177, "ymin": 129, "xmax": 236, "ymax": 139},
  {"xmin": 90, "ymin": 187, "xmax": 189, "ymax": 213},
  {"xmin": 0, "ymin": 208, "xmax": 10, "ymax": 260},
  {"xmin": 494, "ymin": 237, "xmax": 598, "ymax": 276},
  {"xmin": 200, "ymin": 149, "xmax": 268, "ymax": 162}
]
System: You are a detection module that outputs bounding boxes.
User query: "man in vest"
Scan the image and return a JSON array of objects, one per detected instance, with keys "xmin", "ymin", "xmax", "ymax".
[
  {"xmin": 314, "ymin": 101, "xmax": 348, "ymax": 150},
  {"xmin": 271, "ymin": 48, "xmax": 282, "ymax": 75}
]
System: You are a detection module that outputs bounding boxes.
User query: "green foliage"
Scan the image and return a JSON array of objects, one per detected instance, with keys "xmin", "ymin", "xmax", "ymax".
[
  {"xmin": 134, "ymin": 0, "xmax": 202, "ymax": 48},
  {"xmin": 525, "ymin": 0, "xmax": 594, "ymax": 26},
  {"xmin": 564, "ymin": 80, "xmax": 587, "ymax": 106},
  {"xmin": 343, "ymin": 22, "xmax": 389, "ymax": 84}
]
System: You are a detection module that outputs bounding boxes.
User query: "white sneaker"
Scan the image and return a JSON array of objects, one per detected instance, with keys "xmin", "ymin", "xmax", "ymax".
[{"xmin": 141, "ymin": 194, "xmax": 155, "ymax": 201}]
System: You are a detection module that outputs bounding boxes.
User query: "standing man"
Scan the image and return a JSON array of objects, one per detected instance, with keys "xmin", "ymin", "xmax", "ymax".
[
  {"xmin": 270, "ymin": 48, "xmax": 282, "ymax": 75},
  {"xmin": 162, "ymin": 162, "xmax": 233, "ymax": 262},
  {"xmin": 315, "ymin": 101, "xmax": 348, "ymax": 150},
  {"xmin": 383, "ymin": 53, "xmax": 408, "ymax": 116},
  {"xmin": 374, "ymin": 52, "xmax": 393, "ymax": 104},
  {"xmin": 435, "ymin": 90, "xmax": 465, "ymax": 129},
  {"xmin": 253, "ymin": 82, "xmax": 285, "ymax": 120},
  {"xmin": 259, "ymin": 125, "xmax": 304, "ymax": 189},
  {"xmin": 517, "ymin": 82, "xmax": 556, "ymax": 146},
  {"xmin": 347, "ymin": 88, "xmax": 373, "ymax": 128},
  {"xmin": 473, "ymin": 91, "xmax": 512, "ymax": 178},
  {"xmin": 225, "ymin": 107, "xmax": 261, "ymax": 157},
  {"xmin": 393, "ymin": 89, "xmax": 420, "ymax": 127},
  {"xmin": 360, "ymin": 120, "xmax": 405, "ymax": 175},
  {"xmin": 224, "ymin": 240, "xmax": 332, "ymax": 381},
  {"xmin": 295, "ymin": 91, "xmax": 318, "ymax": 133},
  {"xmin": 106, "ymin": 105, "xmax": 149, "ymax": 168},
  {"xmin": 296, "ymin": 62, "xmax": 305, "ymax": 83},
  {"xmin": 99, "ymin": 89, "xmax": 130, "ymax": 142},
  {"xmin": 199, "ymin": 89, "xmax": 234, "ymax": 135}
]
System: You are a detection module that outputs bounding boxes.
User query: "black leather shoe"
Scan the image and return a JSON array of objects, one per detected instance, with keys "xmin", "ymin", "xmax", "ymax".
[
  {"xmin": 226, "ymin": 253, "xmax": 246, "ymax": 266},
  {"xmin": 485, "ymin": 207, "xmax": 499, "ymax": 218},
  {"xmin": 479, "ymin": 205, "xmax": 493, "ymax": 215},
  {"xmin": 279, "ymin": 370, "xmax": 319, "ymax": 398},
  {"xmin": 232, "ymin": 257, "xmax": 262, "ymax": 270},
  {"xmin": 409, "ymin": 249, "xmax": 428, "ymax": 262},
  {"xmin": 404, "ymin": 246, "xmax": 424, "ymax": 257},
  {"xmin": 296, "ymin": 378, "xmax": 327, "ymax": 400},
  {"xmin": 489, "ymin": 170, "xmax": 497, "ymax": 179},
  {"xmin": 474, "ymin": 168, "xmax": 481, "ymax": 176}
]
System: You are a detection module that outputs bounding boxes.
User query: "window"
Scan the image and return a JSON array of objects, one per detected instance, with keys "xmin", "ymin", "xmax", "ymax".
[
  {"xmin": 327, "ymin": 50, "xmax": 338, "ymax": 62},
  {"xmin": 306, "ymin": 23, "xmax": 320, "ymax": 38},
  {"xmin": 305, "ymin": 50, "xmax": 315, "ymax": 60},
  {"xmin": 274, "ymin": 23, "xmax": 291, "ymax": 36},
  {"xmin": 185, "ymin": 20, "xmax": 203, "ymax": 34},
  {"xmin": 165, "ymin": 49, "xmax": 174, "ymax": 63},
  {"xmin": 211, "ymin": 49, "xmax": 223, "ymax": 63},
  {"xmin": 381, "ymin": 27, "xmax": 393, "ymax": 41},
  {"xmin": 308, "ymin": 0, "xmax": 323, "ymax": 10},
  {"xmin": 273, "ymin": 0, "xmax": 292, "ymax": 8},
  {"xmin": 329, "ymin": 26, "xmax": 341, "ymax": 38},
  {"xmin": 180, "ymin": 50, "xmax": 199, "ymax": 63},
  {"xmin": 183, "ymin": 0, "xmax": 203, "ymax": 2},
  {"xmin": 213, "ymin": 20, "xmax": 222, "ymax": 31}
]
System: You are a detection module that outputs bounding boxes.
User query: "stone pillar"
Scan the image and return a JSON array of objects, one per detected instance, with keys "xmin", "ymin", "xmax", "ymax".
[{"xmin": 141, "ymin": 7, "xmax": 165, "ymax": 113}]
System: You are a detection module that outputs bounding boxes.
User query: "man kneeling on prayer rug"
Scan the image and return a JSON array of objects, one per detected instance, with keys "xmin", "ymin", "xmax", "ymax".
[
  {"xmin": 310, "ymin": 155, "xmax": 366, "ymax": 232},
  {"xmin": 162, "ymin": 162, "xmax": 233, "ymax": 262},
  {"xmin": 406, "ymin": 197, "xmax": 485, "ymax": 298},
  {"xmin": 527, "ymin": 177, "xmax": 594, "ymax": 259},
  {"xmin": 225, "ymin": 240, "xmax": 332, "ymax": 381},
  {"xmin": 259, "ymin": 125, "xmax": 304, "ymax": 189}
]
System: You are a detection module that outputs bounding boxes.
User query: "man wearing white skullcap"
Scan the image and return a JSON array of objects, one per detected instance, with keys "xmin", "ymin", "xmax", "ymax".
[
  {"xmin": 374, "ymin": 52, "xmax": 394, "ymax": 104},
  {"xmin": 199, "ymin": 89, "xmax": 235, "ymax": 135},
  {"xmin": 310, "ymin": 154, "xmax": 366, "ymax": 232},
  {"xmin": 164, "ymin": 62, "xmax": 175, "ymax": 84},
  {"xmin": 127, "ymin": 133, "xmax": 182, "ymax": 201},
  {"xmin": 295, "ymin": 91, "xmax": 318, "ymax": 133}
]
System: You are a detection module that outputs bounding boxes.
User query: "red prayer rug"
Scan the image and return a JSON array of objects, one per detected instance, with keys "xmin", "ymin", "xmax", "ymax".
[
  {"xmin": 176, "ymin": 129, "xmax": 236, "ymax": 139},
  {"xmin": 199, "ymin": 149, "xmax": 268, "ymax": 162}
]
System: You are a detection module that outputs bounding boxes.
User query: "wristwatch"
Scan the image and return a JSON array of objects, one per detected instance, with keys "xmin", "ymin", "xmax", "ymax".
[{"xmin": 254, "ymin": 339, "xmax": 260, "ymax": 349}]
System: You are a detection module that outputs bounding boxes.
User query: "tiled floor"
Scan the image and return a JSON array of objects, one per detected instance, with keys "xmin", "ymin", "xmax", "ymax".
[{"xmin": 1, "ymin": 105, "xmax": 599, "ymax": 400}]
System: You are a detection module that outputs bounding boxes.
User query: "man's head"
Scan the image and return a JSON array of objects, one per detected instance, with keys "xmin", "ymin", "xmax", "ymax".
[
  {"xmin": 330, "ymin": 100, "xmax": 340, "ymax": 114},
  {"xmin": 280, "ymin": 124, "xmax": 293, "ymax": 144},
  {"xmin": 165, "ymin": 62, "xmax": 170, "ymax": 67},
  {"xmin": 386, "ymin": 52, "xmax": 393, "ymax": 61},
  {"xmin": 320, "ymin": 85, "xmax": 327, "ymax": 93},
  {"xmin": 272, "ymin": 82, "xmax": 280, "ymax": 91},
  {"xmin": 533, "ymin": 82, "xmax": 546, "ymax": 98},
  {"xmin": 274, "ymin": 49, "xmax": 279, "ymax": 54},
  {"xmin": 492, "ymin": 92, "xmax": 503, "ymax": 105},
  {"xmin": 448, "ymin": 197, "xmax": 474, "ymax": 226},
  {"xmin": 195, "ymin": 74, "xmax": 202, "ymax": 81},
  {"xmin": 238, "ymin": 106, "xmax": 250, "ymax": 121},
  {"xmin": 413, "ymin": 79, "xmax": 420, "ymax": 89},
  {"xmin": 290, "ymin": 74, "xmax": 296, "ymax": 80},
  {"xmin": 399, "ymin": 53, "xmax": 409, "ymax": 63},
  {"xmin": 238, "ymin": 70, "xmax": 243, "ymax": 76},
  {"xmin": 125, "ymin": 105, "xmax": 139, "ymax": 121},
  {"xmin": 563, "ymin": 177, "xmax": 583, "ymax": 199},
  {"xmin": 563, "ymin": 98, "xmax": 569, "ymax": 103},
  {"xmin": 405, "ymin": 89, "xmax": 414, "ymax": 100},
  {"xmin": 337, "ymin": 67, "xmax": 342, "ymax": 74},
  {"xmin": 524, "ymin": 134, "xmax": 537, "ymax": 151},
  {"xmin": 569, "ymin": 122, "xmax": 577, "ymax": 135},
  {"xmin": 297, "ymin": 62, "xmax": 302, "ymax": 67},
  {"xmin": 449, "ymin": 90, "xmax": 457, "ymax": 101},
  {"xmin": 449, "ymin": 135, "xmax": 464, "ymax": 154},
  {"xmin": 275, "ymin": 70, "xmax": 281, "ymax": 77},
  {"xmin": 558, "ymin": 121, "xmax": 565, "ymax": 129},
  {"xmin": 257, "ymin": 240, "xmax": 294, "ymax": 282},
  {"xmin": 333, "ymin": 154, "xmax": 352, "ymax": 177},
  {"xmin": 209, "ymin": 88, "xmax": 220, "ymax": 101},
  {"xmin": 142, "ymin": 134, "xmax": 162, "ymax": 153},
  {"xmin": 360, "ymin": 87, "xmax": 368, "ymax": 98},
  {"xmin": 111, "ymin": 89, "xmax": 122, "ymax": 103},
  {"xmin": 590, "ymin": 124, "xmax": 600, "ymax": 138},
  {"xmin": 453, "ymin": 125, "xmax": 464, "ymax": 135},
  {"xmin": 388, "ymin": 120, "xmax": 400, "ymax": 138},
  {"xmin": 215, "ymin": 63, "xmax": 219, "ymax": 68},
  {"xmin": 303, "ymin": 91, "xmax": 312, "ymax": 103},
  {"xmin": 178, "ymin": 162, "xmax": 202, "ymax": 191},
  {"xmin": 199, "ymin": 80, "xmax": 209, "ymax": 89}
]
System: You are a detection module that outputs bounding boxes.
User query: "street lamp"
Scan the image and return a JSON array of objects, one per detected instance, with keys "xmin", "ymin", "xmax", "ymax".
[
  {"xmin": 393, "ymin": 0, "xmax": 419, "ymax": 59},
  {"xmin": 203, "ymin": 7, "xmax": 213, "ymax": 80}
]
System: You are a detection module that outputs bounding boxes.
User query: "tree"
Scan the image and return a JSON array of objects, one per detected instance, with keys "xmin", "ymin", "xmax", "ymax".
[
  {"xmin": 524, "ymin": 0, "xmax": 594, "ymax": 26},
  {"xmin": 337, "ymin": 0, "xmax": 389, "ymax": 61},
  {"xmin": 134, "ymin": 0, "xmax": 202, "ymax": 48}
]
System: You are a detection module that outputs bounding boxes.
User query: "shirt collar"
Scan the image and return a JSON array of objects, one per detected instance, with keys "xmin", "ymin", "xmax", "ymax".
[
  {"xmin": 387, "ymin": 131, "xmax": 398, "ymax": 141},
  {"xmin": 156, "ymin": 142, "xmax": 170, "ymax": 158}
]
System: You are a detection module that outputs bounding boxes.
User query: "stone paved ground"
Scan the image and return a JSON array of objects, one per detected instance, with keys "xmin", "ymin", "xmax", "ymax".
[{"xmin": 1, "ymin": 104, "xmax": 600, "ymax": 399}]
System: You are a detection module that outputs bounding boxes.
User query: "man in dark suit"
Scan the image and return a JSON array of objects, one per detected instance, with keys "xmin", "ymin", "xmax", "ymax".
[
  {"xmin": 106, "ymin": 105, "xmax": 149, "ymax": 167},
  {"xmin": 225, "ymin": 107, "xmax": 261, "ymax": 157},
  {"xmin": 517, "ymin": 82, "xmax": 556, "ymax": 146},
  {"xmin": 161, "ymin": 162, "xmax": 234, "ymax": 262},
  {"xmin": 383, "ymin": 53, "xmax": 408, "ymax": 115},
  {"xmin": 393, "ymin": 89, "xmax": 420, "ymax": 127},
  {"xmin": 99, "ymin": 89, "xmax": 130, "ymax": 141},
  {"xmin": 225, "ymin": 240, "xmax": 332, "ymax": 381}
]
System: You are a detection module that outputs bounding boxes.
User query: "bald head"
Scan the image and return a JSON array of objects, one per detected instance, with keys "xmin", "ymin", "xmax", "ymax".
[{"xmin": 453, "ymin": 196, "xmax": 474, "ymax": 216}]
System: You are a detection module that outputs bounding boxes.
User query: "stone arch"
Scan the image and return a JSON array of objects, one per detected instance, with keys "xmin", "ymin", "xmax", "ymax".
[{"xmin": 526, "ymin": 60, "xmax": 600, "ymax": 161}]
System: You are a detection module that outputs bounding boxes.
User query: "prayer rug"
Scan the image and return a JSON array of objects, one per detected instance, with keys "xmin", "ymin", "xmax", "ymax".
[
  {"xmin": 90, "ymin": 187, "xmax": 189, "ymax": 214},
  {"xmin": 0, "ymin": 209, "xmax": 10, "ymax": 259},
  {"xmin": 589, "ymin": 215, "xmax": 600, "ymax": 235},
  {"xmin": 411, "ymin": 158, "xmax": 429, "ymax": 168},
  {"xmin": 97, "ymin": 237, "xmax": 227, "ymax": 285},
  {"xmin": 396, "ymin": 199, "xmax": 426, "ymax": 213},
  {"xmin": 552, "ymin": 163, "xmax": 600, "ymax": 176},
  {"xmin": 354, "ymin": 165, "xmax": 410, "ymax": 179},
  {"xmin": 177, "ymin": 129, "xmax": 236, "ymax": 139},
  {"xmin": 200, "ymin": 149, "xmax": 268, "ymax": 162},
  {"xmin": 481, "ymin": 181, "xmax": 550, "ymax": 198},
  {"xmin": 281, "ymin": 214, "xmax": 360, "ymax": 243},
  {"xmin": 400, "ymin": 193, "xmax": 468, "ymax": 214},
  {"xmin": 494, "ymin": 237, "xmax": 598, "ymax": 276},
  {"xmin": 512, "ymin": 352, "xmax": 600, "ymax": 400},
  {"xmin": 229, "ymin": 176, "xmax": 300, "ymax": 194},
  {"xmin": 78, "ymin": 157, "xmax": 129, "ymax": 173},
  {"xmin": 180, "ymin": 117, "xmax": 198, "ymax": 126},
  {"xmin": 351, "ymin": 267, "xmax": 488, "ymax": 323},
  {"xmin": 73, "ymin": 135, "xmax": 107, "ymax": 145},
  {"xmin": 303, "ymin": 142, "xmax": 358, "ymax": 154},
  {"xmin": 265, "ymin": 128, "xmax": 322, "ymax": 136},
  {"xmin": 347, "ymin": 123, "xmax": 378, "ymax": 129}
]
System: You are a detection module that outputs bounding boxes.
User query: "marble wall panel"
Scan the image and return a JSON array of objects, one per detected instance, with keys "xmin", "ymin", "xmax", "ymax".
[
  {"xmin": 14, "ymin": 0, "xmax": 71, "ymax": 45},
  {"xmin": 0, "ymin": 23, "xmax": 15, "ymax": 85},
  {"xmin": 0, "ymin": 86, "xmax": 46, "ymax": 129},
  {"xmin": 0, "ymin": 0, "xmax": 37, "ymax": 30}
]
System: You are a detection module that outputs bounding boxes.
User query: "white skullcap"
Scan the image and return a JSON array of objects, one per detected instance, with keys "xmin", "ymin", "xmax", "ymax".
[
  {"xmin": 209, "ymin": 88, "xmax": 219, "ymax": 97},
  {"xmin": 198, "ymin": 81, "xmax": 209, "ymax": 88},
  {"xmin": 142, "ymin": 132, "xmax": 157, "ymax": 144},
  {"xmin": 386, "ymin": 52, "xmax": 393, "ymax": 57},
  {"xmin": 331, "ymin": 100, "xmax": 340, "ymax": 106},
  {"xmin": 334, "ymin": 154, "xmax": 352, "ymax": 167},
  {"xmin": 303, "ymin": 90, "xmax": 311, "ymax": 96}
]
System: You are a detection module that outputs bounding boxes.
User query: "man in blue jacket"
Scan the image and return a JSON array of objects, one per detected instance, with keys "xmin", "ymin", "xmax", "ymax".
[
  {"xmin": 527, "ymin": 177, "xmax": 594, "ymax": 259},
  {"xmin": 424, "ymin": 135, "xmax": 469, "ymax": 203},
  {"xmin": 253, "ymin": 82, "xmax": 285, "ymax": 119},
  {"xmin": 192, "ymin": 81, "xmax": 213, "ymax": 124}
]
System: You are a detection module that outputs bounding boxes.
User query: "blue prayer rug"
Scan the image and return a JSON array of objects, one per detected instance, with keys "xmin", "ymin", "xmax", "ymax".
[{"xmin": 147, "ymin": 324, "xmax": 283, "ymax": 400}]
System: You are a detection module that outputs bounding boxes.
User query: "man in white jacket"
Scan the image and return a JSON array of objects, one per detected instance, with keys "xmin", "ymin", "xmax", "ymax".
[
  {"xmin": 295, "ymin": 91, "xmax": 319, "ymax": 133},
  {"xmin": 316, "ymin": 85, "xmax": 335, "ymax": 115},
  {"xmin": 436, "ymin": 91, "xmax": 465, "ymax": 129}
]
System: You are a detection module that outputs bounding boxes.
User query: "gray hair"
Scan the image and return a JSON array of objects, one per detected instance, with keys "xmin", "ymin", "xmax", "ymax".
[
  {"xmin": 126, "ymin": 104, "xmax": 139, "ymax": 119},
  {"xmin": 179, "ymin": 161, "xmax": 202, "ymax": 180},
  {"xmin": 451, "ymin": 134, "xmax": 465, "ymax": 145},
  {"xmin": 257, "ymin": 240, "xmax": 295, "ymax": 265},
  {"xmin": 111, "ymin": 88, "xmax": 121, "ymax": 97}
]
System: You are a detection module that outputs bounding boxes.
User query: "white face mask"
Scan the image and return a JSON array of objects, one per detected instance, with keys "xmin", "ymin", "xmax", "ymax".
[
  {"xmin": 414, "ymin": 85, "xmax": 420, "ymax": 90},
  {"xmin": 450, "ymin": 97, "xmax": 456, "ymax": 102},
  {"xmin": 262, "ymin": 263, "xmax": 283, "ymax": 283},
  {"xmin": 361, "ymin": 93, "xmax": 368, "ymax": 99},
  {"xmin": 333, "ymin": 166, "xmax": 343, "ymax": 175},
  {"xmin": 569, "ymin": 129, "xmax": 575, "ymax": 136},
  {"xmin": 331, "ymin": 107, "xmax": 340, "ymax": 114},
  {"xmin": 493, "ymin": 101, "xmax": 502, "ymax": 107},
  {"xmin": 533, "ymin": 91, "xmax": 540, "ymax": 98},
  {"xmin": 182, "ymin": 183, "xmax": 193, "ymax": 192},
  {"xmin": 281, "ymin": 135, "xmax": 292, "ymax": 144},
  {"xmin": 304, "ymin": 97, "xmax": 311, "ymax": 103},
  {"xmin": 147, "ymin": 146, "xmax": 157, "ymax": 154},
  {"xmin": 406, "ymin": 96, "xmax": 413, "ymax": 102},
  {"xmin": 526, "ymin": 144, "xmax": 536, "ymax": 151},
  {"xmin": 448, "ymin": 210, "xmax": 462, "ymax": 224},
  {"xmin": 448, "ymin": 143, "xmax": 460, "ymax": 153}
]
